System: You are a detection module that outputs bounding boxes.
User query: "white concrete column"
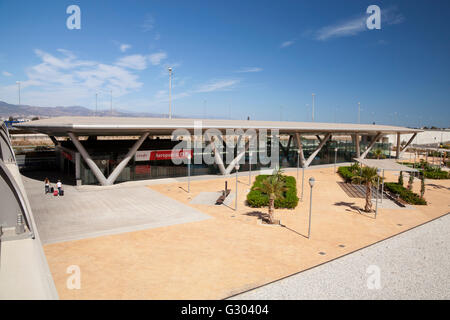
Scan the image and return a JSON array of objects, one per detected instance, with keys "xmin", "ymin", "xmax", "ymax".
[
  {"xmin": 207, "ymin": 135, "xmax": 226, "ymax": 175},
  {"xmin": 224, "ymin": 138, "xmax": 251, "ymax": 175},
  {"xmin": 354, "ymin": 134, "xmax": 360, "ymax": 158},
  {"xmin": 68, "ymin": 132, "xmax": 108, "ymax": 186},
  {"xmin": 304, "ymin": 133, "xmax": 331, "ymax": 167},
  {"xmin": 360, "ymin": 132, "xmax": 382, "ymax": 159},
  {"xmin": 295, "ymin": 133, "xmax": 306, "ymax": 167},
  {"xmin": 398, "ymin": 133, "xmax": 417, "ymax": 158},
  {"xmin": 396, "ymin": 132, "xmax": 401, "ymax": 159},
  {"xmin": 106, "ymin": 133, "xmax": 150, "ymax": 185},
  {"xmin": 75, "ymin": 152, "xmax": 81, "ymax": 186}
]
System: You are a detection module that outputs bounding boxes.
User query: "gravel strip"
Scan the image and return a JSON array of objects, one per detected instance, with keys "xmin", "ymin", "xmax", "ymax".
[{"xmin": 229, "ymin": 214, "xmax": 450, "ymax": 300}]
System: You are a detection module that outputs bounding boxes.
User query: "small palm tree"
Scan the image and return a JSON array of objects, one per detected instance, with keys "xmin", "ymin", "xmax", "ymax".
[
  {"xmin": 373, "ymin": 148, "xmax": 383, "ymax": 159},
  {"xmin": 256, "ymin": 173, "xmax": 287, "ymax": 224},
  {"xmin": 351, "ymin": 166, "xmax": 379, "ymax": 212},
  {"xmin": 407, "ymin": 173, "xmax": 414, "ymax": 191},
  {"xmin": 398, "ymin": 171, "xmax": 404, "ymax": 186}
]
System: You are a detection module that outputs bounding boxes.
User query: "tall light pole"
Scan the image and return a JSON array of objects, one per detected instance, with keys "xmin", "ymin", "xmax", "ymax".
[
  {"xmin": 235, "ymin": 164, "xmax": 240, "ymax": 211},
  {"xmin": 311, "ymin": 93, "xmax": 315, "ymax": 122},
  {"xmin": 307, "ymin": 177, "xmax": 315, "ymax": 238},
  {"xmin": 358, "ymin": 102, "xmax": 361, "ymax": 124},
  {"xmin": 375, "ymin": 172, "xmax": 380, "ymax": 219},
  {"xmin": 334, "ymin": 147, "xmax": 338, "ymax": 174},
  {"xmin": 301, "ymin": 163, "xmax": 305, "ymax": 201},
  {"xmin": 187, "ymin": 153, "xmax": 191, "ymax": 193},
  {"xmin": 16, "ymin": 81, "xmax": 21, "ymax": 105},
  {"xmin": 248, "ymin": 151, "xmax": 253, "ymax": 185},
  {"xmin": 168, "ymin": 67, "xmax": 173, "ymax": 119}
]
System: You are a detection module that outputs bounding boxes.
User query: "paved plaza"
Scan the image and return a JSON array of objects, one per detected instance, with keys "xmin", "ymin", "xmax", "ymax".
[
  {"xmin": 38, "ymin": 166, "xmax": 450, "ymax": 299},
  {"xmin": 22, "ymin": 174, "xmax": 209, "ymax": 244}
]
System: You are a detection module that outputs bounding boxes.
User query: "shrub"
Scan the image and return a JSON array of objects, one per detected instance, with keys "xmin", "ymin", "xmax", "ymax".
[
  {"xmin": 247, "ymin": 174, "xmax": 299, "ymax": 209},
  {"xmin": 384, "ymin": 182, "xmax": 427, "ymax": 205},
  {"xmin": 338, "ymin": 166, "xmax": 357, "ymax": 183},
  {"xmin": 423, "ymin": 170, "xmax": 449, "ymax": 179}
]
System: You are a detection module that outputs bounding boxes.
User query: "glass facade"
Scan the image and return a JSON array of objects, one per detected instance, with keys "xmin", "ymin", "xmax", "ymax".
[{"xmin": 75, "ymin": 137, "xmax": 392, "ymax": 185}]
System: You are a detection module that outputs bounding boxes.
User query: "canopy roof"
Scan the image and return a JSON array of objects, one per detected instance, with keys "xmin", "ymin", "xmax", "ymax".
[
  {"xmin": 354, "ymin": 158, "xmax": 419, "ymax": 172},
  {"xmin": 14, "ymin": 116, "xmax": 422, "ymax": 137}
]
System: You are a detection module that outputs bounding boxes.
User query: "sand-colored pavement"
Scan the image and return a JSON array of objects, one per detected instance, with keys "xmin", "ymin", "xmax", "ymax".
[{"xmin": 43, "ymin": 166, "xmax": 450, "ymax": 299}]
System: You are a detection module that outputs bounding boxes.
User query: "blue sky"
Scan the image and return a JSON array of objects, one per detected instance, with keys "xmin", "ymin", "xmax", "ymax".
[{"xmin": 0, "ymin": 0, "xmax": 449, "ymax": 127}]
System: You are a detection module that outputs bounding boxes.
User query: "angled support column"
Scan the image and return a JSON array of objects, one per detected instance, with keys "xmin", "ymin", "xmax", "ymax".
[
  {"xmin": 49, "ymin": 135, "xmax": 60, "ymax": 146},
  {"xmin": 106, "ymin": 132, "xmax": 150, "ymax": 185},
  {"xmin": 396, "ymin": 133, "xmax": 401, "ymax": 159},
  {"xmin": 304, "ymin": 133, "xmax": 331, "ymax": 167},
  {"xmin": 295, "ymin": 133, "xmax": 306, "ymax": 167},
  {"xmin": 68, "ymin": 132, "xmax": 108, "ymax": 186},
  {"xmin": 224, "ymin": 136, "xmax": 251, "ymax": 175},
  {"xmin": 206, "ymin": 134, "xmax": 226, "ymax": 175},
  {"xmin": 398, "ymin": 133, "xmax": 417, "ymax": 158},
  {"xmin": 359, "ymin": 132, "xmax": 382, "ymax": 159},
  {"xmin": 315, "ymin": 135, "xmax": 322, "ymax": 143},
  {"xmin": 354, "ymin": 134, "xmax": 360, "ymax": 158}
]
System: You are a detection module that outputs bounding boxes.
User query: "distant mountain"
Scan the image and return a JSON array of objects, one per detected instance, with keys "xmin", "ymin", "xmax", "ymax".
[{"xmin": 0, "ymin": 101, "xmax": 171, "ymax": 119}]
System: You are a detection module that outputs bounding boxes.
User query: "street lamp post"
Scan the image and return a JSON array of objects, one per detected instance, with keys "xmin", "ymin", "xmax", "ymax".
[
  {"xmin": 301, "ymin": 164, "xmax": 305, "ymax": 201},
  {"xmin": 249, "ymin": 151, "xmax": 253, "ymax": 185},
  {"xmin": 235, "ymin": 164, "xmax": 240, "ymax": 211},
  {"xmin": 308, "ymin": 177, "xmax": 315, "ymax": 238},
  {"xmin": 187, "ymin": 153, "xmax": 191, "ymax": 193},
  {"xmin": 375, "ymin": 172, "xmax": 380, "ymax": 219},
  {"xmin": 296, "ymin": 150, "xmax": 300, "ymax": 181},
  {"xmin": 358, "ymin": 102, "xmax": 361, "ymax": 124},
  {"xmin": 168, "ymin": 67, "xmax": 173, "ymax": 119}
]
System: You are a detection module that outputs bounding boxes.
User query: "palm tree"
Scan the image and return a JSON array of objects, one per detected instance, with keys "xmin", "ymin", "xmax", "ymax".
[
  {"xmin": 351, "ymin": 166, "xmax": 379, "ymax": 212},
  {"xmin": 256, "ymin": 173, "xmax": 287, "ymax": 224},
  {"xmin": 373, "ymin": 148, "xmax": 383, "ymax": 159},
  {"xmin": 420, "ymin": 174, "xmax": 426, "ymax": 199}
]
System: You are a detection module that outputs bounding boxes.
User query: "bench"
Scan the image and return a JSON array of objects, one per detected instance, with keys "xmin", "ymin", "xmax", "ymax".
[{"xmin": 215, "ymin": 189, "xmax": 231, "ymax": 205}]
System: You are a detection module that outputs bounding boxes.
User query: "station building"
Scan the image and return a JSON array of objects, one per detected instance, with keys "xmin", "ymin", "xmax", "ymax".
[{"xmin": 14, "ymin": 117, "xmax": 421, "ymax": 186}]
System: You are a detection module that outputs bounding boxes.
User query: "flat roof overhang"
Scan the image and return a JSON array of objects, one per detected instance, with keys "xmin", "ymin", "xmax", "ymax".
[
  {"xmin": 13, "ymin": 116, "xmax": 423, "ymax": 137},
  {"xmin": 355, "ymin": 158, "xmax": 419, "ymax": 172}
]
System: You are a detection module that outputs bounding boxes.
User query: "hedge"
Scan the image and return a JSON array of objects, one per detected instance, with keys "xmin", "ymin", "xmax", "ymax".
[
  {"xmin": 246, "ymin": 174, "xmax": 299, "ymax": 209},
  {"xmin": 337, "ymin": 166, "xmax": 355, "ymax": 183},
  {"xmin": 384, "ymin": 182, "xmax": 427, "ymax": 205},
  {"xmin": 423, "ymin": 170, "xmax": 449, "ymax": 179}
]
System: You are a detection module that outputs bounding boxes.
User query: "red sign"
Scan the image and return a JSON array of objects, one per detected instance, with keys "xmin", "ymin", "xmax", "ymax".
[{"xmin": 135, "ymin": 149, "xmax": 193, "ymax": 162}]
